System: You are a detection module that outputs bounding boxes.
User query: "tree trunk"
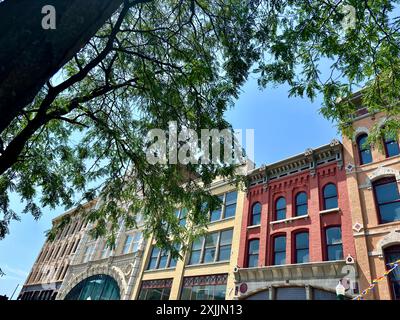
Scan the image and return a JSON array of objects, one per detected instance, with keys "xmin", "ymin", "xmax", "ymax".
[{"xmin": 0, "ymin": 0, "xmax": 125, "ymax": 134}]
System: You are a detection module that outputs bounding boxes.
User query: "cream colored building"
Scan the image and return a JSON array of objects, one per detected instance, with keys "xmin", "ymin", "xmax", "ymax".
[
  {"xmin": 18, "ymin": 201, "xmax": 96, "ymax": 300},
  {"xmin": 132, "ymin": 163, "xmax": 253, "ymax": 300},
  {"xmin": 56, "ymin": 201, "xmax": 146, "ymax": 300}
]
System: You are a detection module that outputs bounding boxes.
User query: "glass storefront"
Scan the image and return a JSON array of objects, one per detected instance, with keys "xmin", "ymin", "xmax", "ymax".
[
  {"xmin": 64, "ymin": 274, "xmax": 120, "ymax": 300},
  {"xmin": 180, "ymin": 274, "xmax": 228, "ymax": 300}
]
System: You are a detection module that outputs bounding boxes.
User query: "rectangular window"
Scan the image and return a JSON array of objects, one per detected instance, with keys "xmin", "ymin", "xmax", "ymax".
[
  {"xmin": 188, "ymin": 229, "xmax": 233, "ymax": 265},
  {"xmin": 295, "ymin": 232, "xmax": 309, "ymax": 263},
  {"xmin": 101, "ymin": 242, "xmax": 110, "ymax": 259},
  {"xmin": 147, "ymin": 245, "xmax": 180, "ymax": 270},
  {"xmin": 247, "ymin": 239, "xmax": 259, "ymax": 268},
  {"xmin": 82, "ymin": 245, "xmax": 94, "ymax": 263},
  {"xmin": 122, "ymin": 235, "xmax": 133, "ymax": 254},
  {"xmin": 325, "ymin": 227, "xmax": 343, "ymax": 261},
  {"xmin": 210, "ymin": 191, "xmax": 238, "ymax": 222},
  {"xmin": 273, "ymin": 236, "xmax": 286, "ymax": 265},
  {"xmin": 138, "ymin": 279, "xmax": 172, "ymax": 300},
  {"xmin": 180, "ymin": 274, "xmax": 228, "ymax": 300},
  {"xmin": 374, "ymin": 178, "xmax": 400, "ymax": 224},
  {"xmin": 176, "ymin": 208, "xmax": 187, "ymax": 227}
]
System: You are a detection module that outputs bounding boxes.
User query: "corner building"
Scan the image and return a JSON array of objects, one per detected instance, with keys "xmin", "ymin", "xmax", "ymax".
[
  {"xmin": 342, "ymin": 93, "xmax": 400, "ymax": 300},
  {"xmin": 235, "ymin": 141, "xmax": 358, "ymax": 300}
]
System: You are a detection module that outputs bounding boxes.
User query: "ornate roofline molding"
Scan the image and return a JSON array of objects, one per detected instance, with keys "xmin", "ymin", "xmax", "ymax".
[{"xmin": 247, "ymin": 140, "xmax": 343, "ymax": 187}]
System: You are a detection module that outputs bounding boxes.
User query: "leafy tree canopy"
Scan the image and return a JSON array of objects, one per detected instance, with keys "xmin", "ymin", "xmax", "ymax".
[{"xmin": 2, "ymin": 0, "xmax": 400, "ymax": 258}]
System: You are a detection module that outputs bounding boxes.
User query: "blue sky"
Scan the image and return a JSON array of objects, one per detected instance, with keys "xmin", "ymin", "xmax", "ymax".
[{"xmin": 0, "ymin": 75, "xmax": 339, "ymax": 299}]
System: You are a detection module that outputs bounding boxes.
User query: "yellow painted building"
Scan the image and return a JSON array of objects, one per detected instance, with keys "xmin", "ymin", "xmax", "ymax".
[{"xmin": 131, "ymin": 167, "xmax": 252, "ymax": 300}]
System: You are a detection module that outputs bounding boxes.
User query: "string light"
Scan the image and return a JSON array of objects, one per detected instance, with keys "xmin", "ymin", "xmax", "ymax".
[{"xmin": 353, "ymin": 259, "xmax": 400, "ymax": 300}]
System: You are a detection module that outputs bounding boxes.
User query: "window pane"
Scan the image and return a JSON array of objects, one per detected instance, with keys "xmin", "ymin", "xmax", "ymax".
[
  {"xmin": 324, "ymin": 197, "xmax": 338, "ymax": 210},
  {"xmin": 214, "ymin": 285, "xmax": 226, "ymax": 300},
  {"xmin": 252, "ymin": 213, "xmax": 261, "ymax": 225},
  {"xmin": 147, "ymin": 257, "xmax": 158, "ymax": 270},
  {"xmin": 296, "ymin": 204, "xmax": 308, "ymax": 216},
  {"xmin": 189, "ymin": 250, "xmax": 201, "ymax": 265},
  {"xmin": 296, "ymin": 249, "xmax": 309, "ymax": 263},
  {"xmin": 224, "ymin": 203, "xmax": 236, "ymax": 218},
  {"xmin": 248, "ymin": 255, "xmax": 258, "ymax": 268},
  {"xmin": 274, "ymin": 252, "xmax": 286, "ymax": 265},
  {"xmin": 379, "ymin": 202, "xmax": 400, "ymax": 223},
  {"xmin": 123, "ymin": 235, "xmax": 133, "ymax": 254},
  {"xmin": 203, "ymin": 248, "xmax": 216, "ymax": 263},
  {"xmin": 276, "ymin": 209, "xmax": 286, "ymax": 220},
  {"xmin": 327, "ymin": 244, "xmax": 343, "ymax": 261},
  {"xmin": 375, "ymin": 182, "xmax": 399, "ymax": 204},
  {"xmin": 296, "ymin": 233, "xmax": 309, "ymax": 250},
  {"xmin": 252, "ymin": 203, "xmax": 262, "ymax": 225},
  {"xmin": 218, "ymin": 245, "xmax": 231, "ymax": 261},
  {"xmin": 326, "ymin": 227, "xmax": 342, "ymax": 245},
  {"xmin": 220, "ymin": 230, "xmax": 233, "ymax": 246},
  {"xmin": 249, "ymin": 239, "xmax": 259, "ymax": 254},
  {"xmin": 192, "ymin": 237, "xmax": 204, "ymax": 250},
  {"xmin": 324, "ymin": 184, "xmax": 337, "ymax": 198},
  {"xmin": 276, "ymin": 197, "xmax": 286, "ymax": 209},
  {"xmin": 210, "ymin": 208, "xmax": 221, "ymax": 222},
  {"xmin": 158, "ymin": 251, "xmax": 168, "ymax": 268},
  {"xmin": 225, "ymin": 191, "xmax": 237, "ymax": 204},
  {"xmin": 274, "ymin": 236, "xmax": 286, "ymax": 251},
  {"xmin": 205, "ymin": 233, "xmax": 218, "ymax": 247},
  {"xmin": 360, "ymin": 149, "xmax": 373, "ymax": 164},
  {"xmin": 296, "ymin": 192, "xmax": 307, "ymax": 205},
  {"xmin": 386, "ymin": 141, "xmax": 400, "ymax": 157}
]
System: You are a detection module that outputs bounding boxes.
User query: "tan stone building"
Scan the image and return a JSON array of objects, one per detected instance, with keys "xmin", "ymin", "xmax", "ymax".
[
  {"xmin": 56, "ymin": 199, "xmax": 146, "ymax": 300},
  {"xmin": 18, "ymin": 201, "xmax": 96, "ymax": 300},
  {"xmin": 342, "ymin": 92, "xmax": 400, "ymax": 300},
  {"xmin": 132, "ymin": 163, "xmax": 253, "ymax": 300}
]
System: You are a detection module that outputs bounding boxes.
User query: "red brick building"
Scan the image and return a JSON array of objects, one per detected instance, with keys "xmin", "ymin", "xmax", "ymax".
[{"xmin": 234, "ymin": 140, "xmax": 358, "ymax": 300}]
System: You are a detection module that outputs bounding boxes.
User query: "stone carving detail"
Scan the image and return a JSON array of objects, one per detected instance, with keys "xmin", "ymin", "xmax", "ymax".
[
  {"xmin": 376, "ymin": 230, "xmax": 400, "ymax": 258},
  {"xmin": 330, "ymin": 139, "xmax": 340, "ymax": 147},
  {"xmin": 304, "ymin": 148, "xmax": 314, "ymax": 156},
  {"xmin": 352, "ymin": 126, "xmax": 370, "ymax": 141},
  {"xmin": 56, "ymin": 264, "xmax": 127, "ymax": 300},
  {"xmin": 353, "ymin": 222, "xmax": 363, "ymax": 233},
  {"xmin": 346, "ymin": 163, "xmax": 355, "ymax": 174},
  {"xmin": 359, "ymin": 166, "xmax": 400, "ymax": 189}
]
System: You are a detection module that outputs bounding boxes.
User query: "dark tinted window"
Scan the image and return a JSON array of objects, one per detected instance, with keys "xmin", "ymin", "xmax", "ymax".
[
  {"xmin": 374, "ymin": 178, "xmax": 400, "ymax": 224},
  {"xmin": 357, "ymin": 134, "xmax": 372, "ymax": 165},
  {"xmin": 323, "ymin": 183, "xmax": 338, "ymax": 210},
  {"xmin": 295, "ymin": 192, "xmax": 308, "ymax": 216}
]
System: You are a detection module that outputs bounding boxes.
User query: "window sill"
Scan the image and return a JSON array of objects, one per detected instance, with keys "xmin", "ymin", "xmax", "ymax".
[
  {"xmin": 208, "ymin": 216, "xmax": 235, "ymax": 226},
  {"xmin": 144, "ymin": 267, "xmax": 176, "ymax": 273},
  {"xmin": 319, "ymin": 208, "xmax": 340, "ymax": 215},
  {"xmin": 270, "ymin": 214, "xmax": 309, "ymax": 225},
  {"xmin": 247, "ymin": 224, "xmax": 261, "ymax": 230},
  {"xmin": 186, "ymin": 260, "xmax": 230, "ymax": 268}
]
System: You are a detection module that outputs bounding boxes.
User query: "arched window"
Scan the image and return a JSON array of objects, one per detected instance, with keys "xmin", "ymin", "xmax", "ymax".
[
  {"xmin": 247, "ymin": 239, "xmax": 259, "ymax": 268},
  {"xmin": 373, "ymin": 177, "xmax": 400, "ymax": 224},
  {"xmin": 295, "ymin": 192, "xmax": 308, "ymax": 216},
  {"xmin": 295, "ymin": 232, "xmax": 309, "ymax": 263},
  {"xmin": 384, "ymin": 133, "xmax": 400, "ymax": 158},
  {"xmin": 251, "ymin": 203, "xmax": 262, "ymax": 226},
  {"xmin": 275, "ymin": 197, "xmax": 286, "ymax": 221},
  {"xmin": 64, "ymin": 274, "xmax": 120, "ymax": 300},
  {"xmin": 384, "ymin": 245, "xmax": 400, "ymax": 300},
  {"xmin": 323, "ymin": 183, "xmax": 338, "ymax": 210},
  {"xmin": 357, "ymin": 134, "xmax": 372, "ymax": 165},
  {"xmin": 273, "ymin": 235, "xmax": 286, "ymax": 265},
  {"xmin": 325, "ymin": 226, "xmax": 343, "ymax": 261}
]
